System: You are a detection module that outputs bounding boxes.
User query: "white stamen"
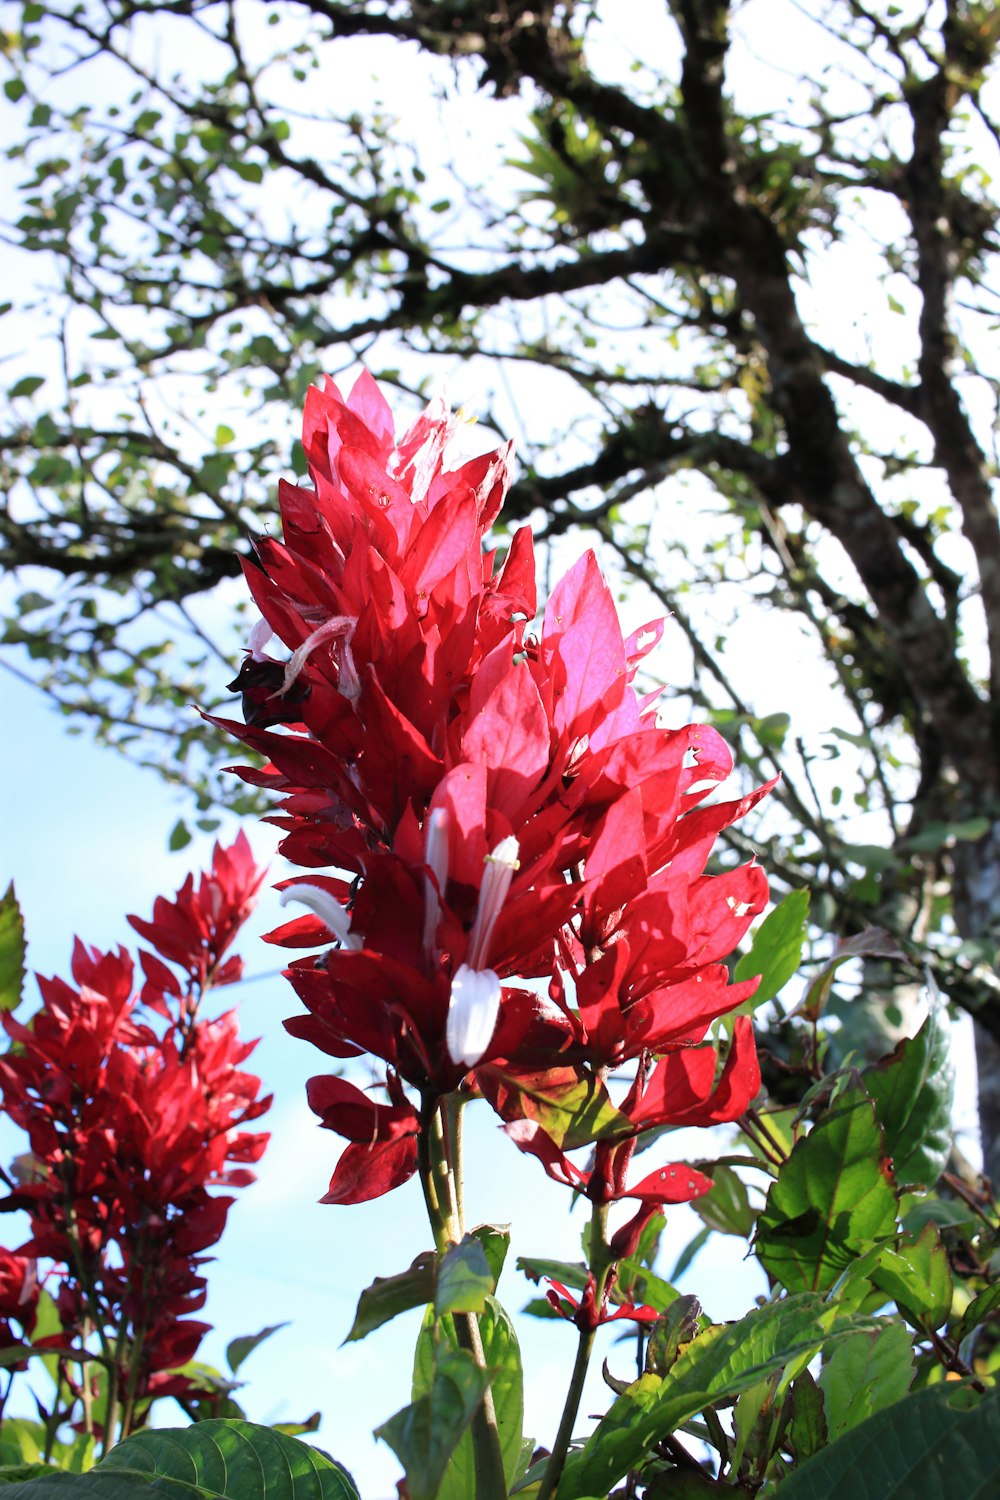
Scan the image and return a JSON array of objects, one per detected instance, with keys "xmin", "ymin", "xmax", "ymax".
[
  {"xmin": 446, "ymin": 963, "xmax": 502, "ymax": 1067},
  {"xmin": 466, "ymin": 836, "xmax": 520, "ymax": 969},
  {"xmin": 279, "ymin": 883, "xmax": 363, "ymax": 950},
  {"xmin": 276, "ymin": 615, "xmax": 357, "ymax": 698},
  {"xmin": 248, "ymin": 617, "xmax": 273, "ymax": 661},
  {"xmin": 422, "ymin": 808, "xmax": 449, "ymax": 957}
]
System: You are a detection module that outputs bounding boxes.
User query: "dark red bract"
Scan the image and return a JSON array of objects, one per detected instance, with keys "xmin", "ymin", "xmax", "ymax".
[{"xmin": 219, "ymin": 373, "xmax": 771, "ymax": 1209}]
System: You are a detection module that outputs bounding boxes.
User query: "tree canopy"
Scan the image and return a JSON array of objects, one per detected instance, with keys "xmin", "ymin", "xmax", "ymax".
[{"xmin": 2, "ymin": 0, "xmax": 1000, "ymax": 1160}]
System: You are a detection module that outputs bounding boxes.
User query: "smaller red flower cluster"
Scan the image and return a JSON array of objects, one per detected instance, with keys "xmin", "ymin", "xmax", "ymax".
[
  {"xmin": 218, "ymin": 373, "xmax": 770, "ymax": 1221},
  {"xmin": 0, "ymin": 835, "xmax": 269, "ymax": 1412}
]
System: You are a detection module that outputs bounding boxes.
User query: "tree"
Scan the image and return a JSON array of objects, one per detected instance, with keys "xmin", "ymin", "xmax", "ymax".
[{"xmin": 2, "ymin": 0, "xmax": 1000, "ymax": 1163}]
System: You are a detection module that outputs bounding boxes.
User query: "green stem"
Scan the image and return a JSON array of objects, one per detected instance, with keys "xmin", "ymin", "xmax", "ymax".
[
  {"xmin": 536, "ymin": 1201, "xmax": 613, "ymax": 1500},
  {"xmin": 445, "ymin": 1092, "xmax": 467, "ymax": 1236},
  {"xmin": 455, "ymin": 1309, "xmax": 508, "ymax": 1499},
  {"xmin": 416, "ymin": 1101, "xmax": 450, "ymax": 1255},
  {"xmin": 418, "ymin": 1097, "xmax": 507, "ymax": 1500}
]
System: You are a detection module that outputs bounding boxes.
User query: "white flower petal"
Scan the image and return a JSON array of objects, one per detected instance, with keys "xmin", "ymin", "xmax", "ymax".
[{"xmin": 446, "ymin": 963, "xmax": 502, "ymax": 1068}]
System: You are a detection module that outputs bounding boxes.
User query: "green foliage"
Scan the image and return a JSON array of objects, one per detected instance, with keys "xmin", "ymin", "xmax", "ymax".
[
  {"xmin": 435, "ymin": 1237, "xmax": 496, "ymax": 1318},
  {"xmin": 863, "ymin": 1002, "xmax": 954, "ymax": 1188},
  {"xmin": 375, "ymin": 1346, "xmax": 491, "ymax": 1500},
  {"xmin": 0, "ymin": 884, "xmax": 26, "ymax": 1013},
  {"xmin": 756, "ymin": 1091, "xmax": 899, "ymax": 1293},
  {"xmin": 733, "ymin": 888, "xmax": 810, "ymax": 1010},
  {"xmin": 555, "ymin": 1296, "xmax": 883, "ymax": 1499},
  {"xmin": 0, "ymin": 1422, "xmax": 358, "ymax": 1498},
  {"xmin": 778, "ymin": 1384, "xmax": 1000, "ymax": 1499},
  {"xmin": 346, "ymin": 1253, "xmax": 437, "ymax": 1343},
  {"xmin": 411, "ymin": 1299, "xmax": 525, "ymax": 1499},
  {"xmin": 817, "ymin": 1322, "xmax": 914, "ymax": 1439},
  {"xmin": 225, "ymin": 1323, "xmax": 289, "ymax": 1377}
]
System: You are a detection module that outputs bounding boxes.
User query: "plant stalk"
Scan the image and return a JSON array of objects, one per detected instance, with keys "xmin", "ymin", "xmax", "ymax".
[
  {"xmin": 418, "ymin": 1096, "xmax": 507, "ymax": 1500},
  {"xmin": 536, "ymin": 1200, "xmax": 612, "ymax": 1500}
]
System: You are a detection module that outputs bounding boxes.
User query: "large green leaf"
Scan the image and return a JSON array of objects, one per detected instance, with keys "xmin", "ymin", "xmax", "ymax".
[
  {"xmin": 413, "ymin": 1296, "xmax": 525, "ymax": 1498},
  {"xmin": 863, "ymin": 1003, "xmax": 954, "ymax": 1188},
  {"xmin": 0, "ymin": 1421, "xmax": 358, "ymax": 1498},
  {"xmin": 817, "ymin": 1321, "xmax": 914, "ymax": 1439},
  {"xmin": 733, "ymin": 888, "xmax": 810, "ymax": 1008},
  {"xmin": 0, "ymin": 884, "xmax": 26, "ymax": 1014},
  {"xmin": 756, "ymin": 1091, "xmax": 898, "ymax": 1293},
  {"xmin": 555, "ymin": 1295, "xmax": 881, "ymax": 1499},
  {"xmin": 777, "ymin": 1383, "xmax": 1000, "ymax": 1498},
  {"xmin": 376, "ymin": 1345, "xmax": 490, "ymax": 1500}
]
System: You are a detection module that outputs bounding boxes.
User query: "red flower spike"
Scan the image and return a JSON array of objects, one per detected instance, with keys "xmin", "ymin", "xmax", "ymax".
[
  {"xmin": 0, "ymin": 839, "xmax": 269, "ymax": 1409},
  {"xmin": 215, "ymin": 371, "xmax": 772, "ymax": 1207}
]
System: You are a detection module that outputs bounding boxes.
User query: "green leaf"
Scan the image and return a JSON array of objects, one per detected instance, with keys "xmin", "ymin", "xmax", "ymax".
[
  {"xmin": 818, "ymin": 1321, "xmax": 914, "ymax": 1439},
  {"xmin": 345, "ymin": 1251, "xmax": 436, "ymax": 1342},
  {"xmin": 0, "ymin": 1463, "xmax": 59, "ymax": 1483},
  {"xmin": 376, "ymin": 1346, "xmax": 490, "ymax": 1500},
  {"xmin": 225, "ymin": 1322, "xmax": 289, "ymax": 1375},
  {"xmin": 777, "ymin": 1382, "xmax": 1000, "ymax": 1499},
  {"xmin": 903, "ymin": 817, "xmax": 990, "ymax": 853},
  {"xmin": 901, "ymin": 1196, "xmax": 977, "ymax": 1237},
  {"xmin": 491, "ymin": 1069, "xmax": 631, "ymax": 1150},
  {"xmin": 168, "ymin": 819, "xmax": 192, "ymax": 852},
  {"xmin": 232, "ymin": 160, "xmax": 264, "ymax": 184},
  {"xmin": 0, "ymin": 1421, "xmax": 45, "ymax": 1467},
  {"xmin": 30, "ymin": 1289, "xmax": 64, "ymax": 1389},
  {"xmin": 863, "ymin": 1004, "xmax": 954, "ymax": 1188},
  {"xmin": 9, "ymin": 375, "xmax": 44, "ymax": 398},
  {"xmin": 0, "ymin": 1420, "xmax": 359, "ymax": 1498},
  {"xmin": 214, "ymin": 424, "xmax": 235, "ymax": 447},
  {"xmin": 733, "ymin": 889, "xmax": 810, "ymax": 1008},
  {"xmin": 413, "ymin": 1298, "xmax": 525, "ymax": 1498},
  {"xmin": 787, "ymin": 1371, "xmax": 828, "ymax": 1462},
  {"xmin": 517, "ymin": 1256, "xmax": 589, "ymax": 1293},
  {"xmin": 669, "ymin": 1225, "xmax": 712, "ymax": 1281},
  {"xmin": 0, "ymin": 884, "xmax": 26, "ymax": 1013},
  {"xmin": 691, "ymin": 1165, "xmax": 756, "ymax": 1238},
  {"xmin": 643, "ymin": 1295, "xmax": 702, "ymax": 1375},
  {"xmin": 436, "ymin": 1236, "xmax": 496, "ymax": 1317},
  {"xmin": 556, "ymin": 1295, "xmax": 882, "ymax": 1499},
  {"xmin": 954, "ymin": 1282, "xmax": 1000, "ymax": 1344},
  {"xmin": 615, "ymin": 1258, "xmax": 680, "ymax": 1315},
  {"xmin": 868, "ymin": 1224, "xmax": 953, "ymax": 1330},
  {"xmin": 756, "ymin": 1092, "xmax": 899, "ymax": 1294},
  {"xmin": 15, "ymin": 592, "xmax": 50, "ymax": 616},
  {"xmin": 798, "ymin": 929, "xmax": 902, "ymax": 1022},
  {"xmin": 468, "ymin": 1224, "xmax": 510, "ymax": 1287}
]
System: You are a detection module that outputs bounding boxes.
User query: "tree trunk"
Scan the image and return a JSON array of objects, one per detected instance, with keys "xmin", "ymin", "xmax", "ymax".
[{"xmin": 953, "ymin": 819, "xmax": 1000, "ymax": 1184}]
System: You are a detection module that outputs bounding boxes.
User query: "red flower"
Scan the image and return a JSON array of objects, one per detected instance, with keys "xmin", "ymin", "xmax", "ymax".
[
  {"xmin": 128, "ymin": 830, "xmax": 267, "ymax": 1009},
  {"xmin": 0, "ymin": 840, "xmax": 270, "ymax": 1412},
  {"xmin": 544, "ymin": 1275, "xmax": 660, "ymax": 1332},
  {"xmin": 218, "ymin": 373, "xmax": 770, "ymax": 1206}
]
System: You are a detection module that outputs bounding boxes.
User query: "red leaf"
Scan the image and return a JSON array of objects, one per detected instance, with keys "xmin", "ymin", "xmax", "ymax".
[{"xmin": 320, "ymin": 1135, "xmax": 419, "ymax": 1204}]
